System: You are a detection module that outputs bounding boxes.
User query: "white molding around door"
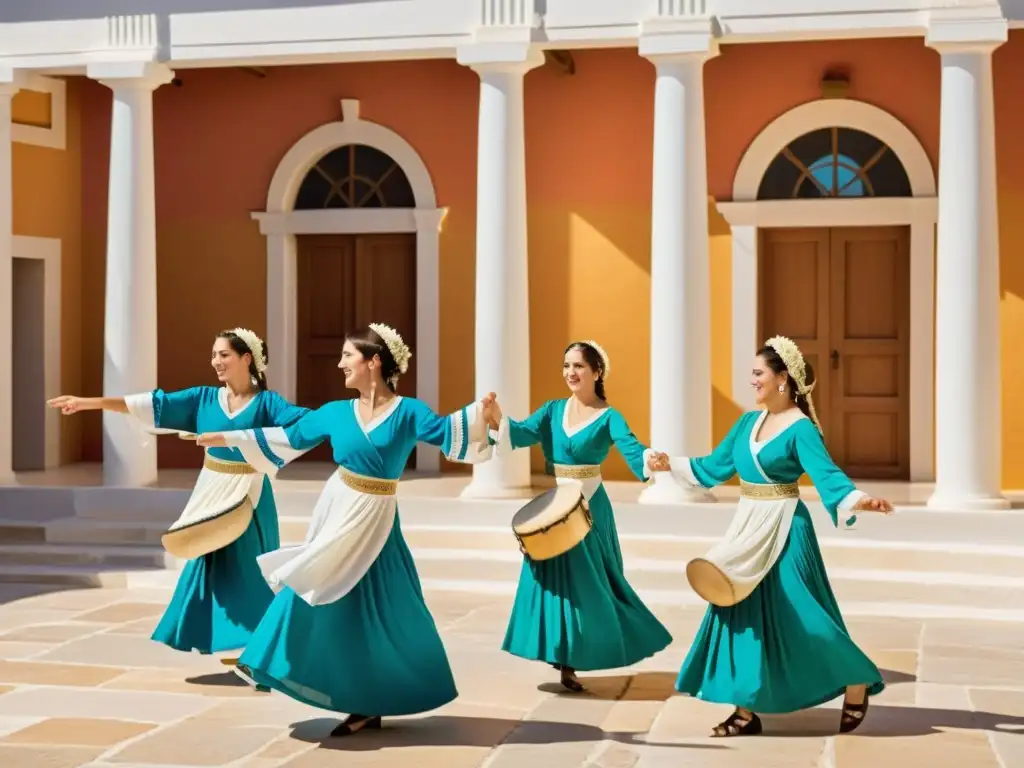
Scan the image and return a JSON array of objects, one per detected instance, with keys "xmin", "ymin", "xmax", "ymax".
[
  {"xmin": 12, "ymin": 235, "xmax": 61, "ymax": 469},
  {"xmin": 719, "ymin": 98, "xmax": 937, "ymax": 482},
  {"xmin": 257, "ymin": 99, "xmax": 446, "ymax": 471}
]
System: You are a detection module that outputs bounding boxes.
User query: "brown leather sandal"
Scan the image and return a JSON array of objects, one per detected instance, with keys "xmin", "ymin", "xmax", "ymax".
[{"xmin": 840, "ymin": 696, "xmax": 869, "ymax": 734}]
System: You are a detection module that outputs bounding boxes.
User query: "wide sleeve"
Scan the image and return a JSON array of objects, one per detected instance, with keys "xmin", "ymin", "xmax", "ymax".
[
  {"xmin": 491, "ymin": 401, "xmax": 552, "ymax": 455},
  {"xmin": 608, "ymin": 410, "xmax": 657, "ymax": 481},
  {"xmin": 668, "ymin": 413, "xmax": 750, "ymax": 489},
  {"xmin": 409, "ymin": 399, "xmax": 494, "ymax": 464},
  {"xmin": 793, "ymin": 421, "xmax": 864, "ymax": 528},
  {"xmin": 220, "ymin": 405, "xmax": 332, "ymax": 478},
  {"xmin": 123, "ymin": 387, "xmax": 206, "ymax": 433},
  {"xmin": 262, "ymin": 391, "xmax": 311, "ymax": 429}
]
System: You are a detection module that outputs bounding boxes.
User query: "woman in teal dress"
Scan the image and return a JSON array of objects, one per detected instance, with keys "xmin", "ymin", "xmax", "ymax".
[
  {"xmin": 669, "ymin": 336, "xmax": 894, "ymax": 737},
  {"xmin": 48, "ymin": 329, "xmax": 307, "ymax": 659},
  {"xmin": 199, "ymin": 324, "xmax": 496, "ymax": 737},
  {"xmin": 487, "ymin": 340, "xmax": 672, "ymax": 692}
]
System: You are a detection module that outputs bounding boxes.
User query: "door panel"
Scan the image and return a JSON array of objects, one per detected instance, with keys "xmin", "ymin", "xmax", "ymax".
[
  {"xmin": 829, "ymin": 227, "xmax": 910, "ymax": 479},
  {"xmin": 759, "ymin": 226, "xmax": 910, "ymax": 479}
]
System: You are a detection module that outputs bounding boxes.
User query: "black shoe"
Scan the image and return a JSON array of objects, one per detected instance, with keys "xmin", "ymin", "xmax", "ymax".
[
  {"xmin": 840, "ymin": 695, "xmax": 870, "ymax": 734},
  {"xmin": 560, "ymin": 667, "xmax": 585, "ymax": 693},
  {"xmin": 711, "ymin": 710, "xmax": 763, "ymax": 738},
  {"xmin": 331, "ymin": 714, "xmax": 382, "ymax": 737}
]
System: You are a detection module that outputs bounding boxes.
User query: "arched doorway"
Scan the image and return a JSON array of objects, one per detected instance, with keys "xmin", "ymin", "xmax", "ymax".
[
  {"xmin": 254, "ymin": 100, "xmax": 446, "ymax": 471},
  {"xmin": 717, "ymin": 99, "xmax": 937, "ymax": 482}
]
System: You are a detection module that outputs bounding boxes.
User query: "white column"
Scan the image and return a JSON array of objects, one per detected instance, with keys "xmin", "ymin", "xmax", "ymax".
[
  {"xmin": 88, "ymin": 63, "xmax": 173, "ymax": 487},
  {"xmin": 0, "ymin": 76, "xmax": 17, "ymax": 484},
  {"xmin": 639, "ymin": 52, "xmax": 715, "ymax": 504},
  {"xmin": 457, "ymin": 49, "xmax": 543, "ymax": 499},
  {"xmin": 927, "ymin": 40, "xmax": 1009, "ymax": 510},
  {"xmin": 264, "ymin": 231, "xmax": 298, "ymax": 402}
]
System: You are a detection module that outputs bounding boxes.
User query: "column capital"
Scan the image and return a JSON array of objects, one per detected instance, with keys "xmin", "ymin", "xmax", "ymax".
[
  {"xmin": 86, "ymin": 61, "xmax": 174, "ymax": 91},
  {"xmin": 456, "ymin": 43, "xmax": 545, "ymax": 74},
  {"xmin": 926, "ymin": 10, "xmax": 1007, "ymax": 53},
  {"xmin": 639, "ymin": 12, "xmax": 718, "ymax": 60}
]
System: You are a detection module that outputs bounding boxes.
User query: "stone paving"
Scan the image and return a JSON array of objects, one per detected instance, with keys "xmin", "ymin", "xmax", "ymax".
[{"xmin": 0, "ymin": 584, "xmax": 1019, "ymax": 768}]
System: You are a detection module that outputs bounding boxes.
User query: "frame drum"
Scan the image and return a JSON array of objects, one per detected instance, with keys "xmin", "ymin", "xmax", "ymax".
[
  {"xmin": 511, "ymin": 482, "xmax": 591, "ymax": 561},
  {"xmin": 161, "ymin": 498, "xmax": 254, "ymax": 560},
  {"xmin": 686, "ymin": 557, "xmax": 742, "ymax": 607}
]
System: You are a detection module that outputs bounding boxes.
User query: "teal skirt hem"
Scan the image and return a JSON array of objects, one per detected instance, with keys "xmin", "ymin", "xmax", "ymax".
[
  {"xmin": 502, "ymin": 486, "xmax": 672, "ymax": 672},
  {"xmin": 151, "ymin": 477, "xmax": 280, "ymax": 654},
  {"xmin": 238, "ymin": 514, "xmax": 458, "ymax": 717},
  {"xmin": 675, "ymin": 504, "xmax": 885, "ymax": 714}
]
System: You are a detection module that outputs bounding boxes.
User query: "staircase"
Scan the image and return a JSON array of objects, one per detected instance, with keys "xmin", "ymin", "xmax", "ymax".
[{"xmin": 0, "ymin": 483, "xmax": 1022, "ymax": 622}]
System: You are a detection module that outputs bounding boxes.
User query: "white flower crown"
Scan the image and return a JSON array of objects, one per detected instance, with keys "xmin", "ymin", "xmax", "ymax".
[
  {"xmin": 764, "ymin": 335, "xmax": 822, "ymax": 432},
  {"xmin": 230, "ymin": 327, "xmax": 267, "ymax": 373},
  {"xmin": 580, "ymin": 339, "xmax": 612, "ymax": 380},
  {"xmin": 369, "ymin": 323, "xmax": 412, "ymax": 386}
]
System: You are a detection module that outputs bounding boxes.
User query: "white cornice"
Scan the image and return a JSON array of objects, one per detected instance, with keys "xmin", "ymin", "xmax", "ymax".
[{"xmin": 0, "ymin": 0, "xmax": 1018, "ymax": 73}]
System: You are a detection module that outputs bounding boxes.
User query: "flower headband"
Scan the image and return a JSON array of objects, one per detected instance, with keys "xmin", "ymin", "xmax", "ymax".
[
  {"xmin": 764, "ymin": 335, "xmax": 821, "ymax": 432},
  {"xmin": 580, "ymin": 339, "xmax": 612, "ymax": 380},
  {"xmin": 369, "ymin": 323, "xmax": 412, "ymax": 387},
  {"xmin": 230, "ymin": 327, "xmax": 266, "ymax": 373}
]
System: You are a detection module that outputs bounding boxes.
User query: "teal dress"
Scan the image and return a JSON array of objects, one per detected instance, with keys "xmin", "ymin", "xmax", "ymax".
[
  {"xmin": 675, "ymin": 410, "xmax": 885, "ymax": 713},
  {"xmin": 227, "ymin": 397, "xmax": 486, "ymax": 716},
  {"xmin": 146, "ymin": 387, "xmax": 307, "ymax": 654},
  {"xmin": 499, "ymin": 399, "xmax": 673, "ymax": 671}
]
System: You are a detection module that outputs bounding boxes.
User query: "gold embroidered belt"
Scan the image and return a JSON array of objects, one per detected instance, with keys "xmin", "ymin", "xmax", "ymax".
[
  {"xmin": 553, "ymin": 464, "xmax": 602, "ymax": 480},
  {"xmin": 338, "ymin": 467, "xmax": 399, "ymax": 496},
  {"xmin": 740, "ymin": 480, "xmax": 800, "ymax": 501},
  {"xmin": 203, "ymin": 456, "xmax": 256, "ymax": 475}
]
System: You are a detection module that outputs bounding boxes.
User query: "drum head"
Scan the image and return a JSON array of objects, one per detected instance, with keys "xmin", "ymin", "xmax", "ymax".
[
  {"xmin": 162, "ymin": 500, "xmax": 254, "ymax": 560},
  {"xmin": 512, "ymin": 482, "xmax": 585, "ymax": 534},
  {"xmin": 686, "ymin": 558, "xmax": 739, "ymax": 607}
]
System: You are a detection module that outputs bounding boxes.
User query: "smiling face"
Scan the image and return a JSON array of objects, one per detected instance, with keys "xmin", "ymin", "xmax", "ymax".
[
  {"xmin": 211, "ymin": 336, "xmax": 251, "ymax": 385},
  {"xmin": 338, "ymin": 340, "xmax": 376, "ymax": 390},
  {"xmin": 751, "ymin": 354, "xmax": 787, "ymax": 406},
  {"xmin": 563, "ymin": 347, "xmax": 599, "ymax": 397}
]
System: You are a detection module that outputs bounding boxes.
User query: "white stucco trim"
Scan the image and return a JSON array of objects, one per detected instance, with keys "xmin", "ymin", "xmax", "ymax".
[
  {"xmin": 720, "ymin": 98, "xmax": 937, "ymax": 482},
  {"xmin": 12, "ymin": 235, "xmax": 61, "ymax": 468},
  {"xmin": 258, "ymin": 99, "xmax": 443, "ymax": 472},
  {"xmin": 11, "ymin": 73, "xmax": 65, "ymax": 150}
]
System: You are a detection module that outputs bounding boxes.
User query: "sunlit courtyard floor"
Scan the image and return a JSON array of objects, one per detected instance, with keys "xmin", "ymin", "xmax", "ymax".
[{"xmin": 0, "ymin": 583, "xmax": 1019, "ymax": 767}]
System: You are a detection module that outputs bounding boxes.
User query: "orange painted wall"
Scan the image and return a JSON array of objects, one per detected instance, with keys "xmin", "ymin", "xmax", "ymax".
[
  {"xmin": 13, "ymin": 78, "xmax": 83, "ymax": 464},
  {"xmin": 994, "ymin": 31, "xmax": 1024, "ymax": 488}
]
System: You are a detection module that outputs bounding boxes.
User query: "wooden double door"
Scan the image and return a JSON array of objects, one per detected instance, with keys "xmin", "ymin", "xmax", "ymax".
[
  {"xmin": 759, "ymin": 227, "xmax": 910, "ymax": 480},
  {"xmin": 296, "ymin": 233, "xmax": 417, "ymax": 464}
]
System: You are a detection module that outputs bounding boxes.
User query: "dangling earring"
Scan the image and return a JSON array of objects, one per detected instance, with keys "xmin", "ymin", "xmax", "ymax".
[
  {"xmin": 778, "ymin": 383, "xmax": 786, "ymax": 393},
  {"xmin": 251, "ymin": 374, "xmax": 258, "ymax": 388}
]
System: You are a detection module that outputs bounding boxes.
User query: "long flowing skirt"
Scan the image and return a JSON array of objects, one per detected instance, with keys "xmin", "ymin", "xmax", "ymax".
[
  {"xmin": 238, "ymin": 512, "xmax": 457, "ymax": 716},
  {"xmin": 502, "ymin": 485, "xmax": 672, "ymax": 671},
  {"xmin": 675, "ymin": 503, "xmax": 885, "ymax": 713},
  {"xmin": 151, "ymin": 476, "xmax": 279, "ymax": 654}
]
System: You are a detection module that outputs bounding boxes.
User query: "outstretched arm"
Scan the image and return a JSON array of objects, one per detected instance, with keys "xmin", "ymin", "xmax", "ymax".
[
  {"xmin": 793, "ymin": 421, "xmax": 893, "ymax": 528},
  {"xmin": 410, "ymin": 398, "xmax": 495, "ymax": 464},
  {"xmin": 668, "ymin": 413, "xmax": 750, "ymax": 489},
  {"xmin": 199, "ymin": 405, "xmax": 332, "ymax": 477},
  {"xmin": 489, "ymin": 400, "xmax": 552, "ymax": 455},
  {"xmin": 48, "ymin": 396, "xmax": 129, "ymax": 415},
  {"xmin": 608, "ymin": 410, "xmax": 666, "ymax": 481}
]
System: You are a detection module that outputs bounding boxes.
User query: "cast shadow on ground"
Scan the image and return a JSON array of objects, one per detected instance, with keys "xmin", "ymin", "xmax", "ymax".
[
  {"xmin": 185, "ymin": 672, "xmax": 249, "ymax": 688},
  {"xmin": 287, "ymin": 715, "xmax": 726, "ymax": 752},
  {"xmin": 761, "ymin": 703, "xmax": 1024, "ymax": 739},
  {"xmin": 536, "ymin": 668, "xmax": 917, "ymax": 701}
]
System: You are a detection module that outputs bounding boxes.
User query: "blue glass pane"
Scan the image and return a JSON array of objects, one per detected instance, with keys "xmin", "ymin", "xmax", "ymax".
[{"xmin": 808, "ymin": 153, "xmax": 865, "ymax": 197}]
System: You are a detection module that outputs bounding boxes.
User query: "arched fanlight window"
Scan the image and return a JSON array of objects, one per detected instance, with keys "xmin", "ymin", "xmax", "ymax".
[
  {"xmin": 294, "ymin": 144, "xmax": 416, "ymax": 209},
  {"xmin": 757, "ymin": 126, "xmax": 912, "ymax": 200}
]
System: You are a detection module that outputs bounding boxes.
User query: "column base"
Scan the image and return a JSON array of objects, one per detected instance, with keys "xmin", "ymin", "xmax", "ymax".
[
  {"xmin": 459, "ymin": 481, "xmax": 535, "ymax": 500},
  {"xmin": 638, "ymin": 474, "xmax": 716, "ymax": 505},
  {"xmin": 926, "ymin": 491, "xmax": 1011, "ymax": 512}
]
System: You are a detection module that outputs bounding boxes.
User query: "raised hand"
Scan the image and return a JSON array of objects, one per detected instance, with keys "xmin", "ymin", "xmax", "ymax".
[
  {"xmin": 196, "ymin": 433, "xmax": 228, "ymax": 448},
  {"xmin": 47, "ymin": 395, "xmax": 85, "ymax": 415},
  {"xmin": 646, "ymin": 451, "xmax": 671, "ymax": 473},
  {"xmin": 853, "ymin": 496, "xmax": 894, "ymax": 515}
]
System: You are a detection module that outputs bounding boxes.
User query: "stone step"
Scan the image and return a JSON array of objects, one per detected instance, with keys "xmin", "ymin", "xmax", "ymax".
[
  {"xmin": 0, "ymin": 563, "xmax": 131, "ymax": 588},
  {"xmin": 43, "ymin": 518, "xmax": 167, "ymax": 546},
  {"xmin": 0, "ymin": 519, "xmax": 49, "ymax": 544},
  {"xmin": 0, "ymin": 543, "xmax": 175, "ymax": 570}
]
